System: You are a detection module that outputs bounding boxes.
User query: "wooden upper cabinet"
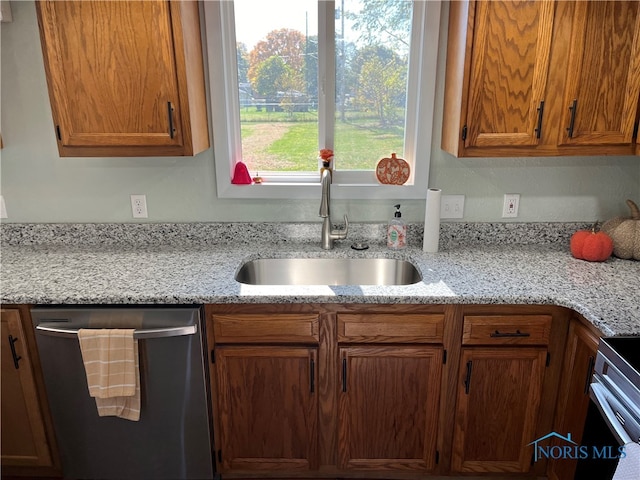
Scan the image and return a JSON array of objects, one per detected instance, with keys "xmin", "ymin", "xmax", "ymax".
[
  {"xmin": 464, "ymin": 1, "xmax": 554, "ymax": 148},
  {"xmin": 36, "ymin": 1, "xmax": 209, "ymax": 157},
  {"xmin": 442, "ymin": 0, "xmax": 640, "ymax": 157},
  {"xmin": 559, "ymin": 1, "xmax": 640, "ymax": 146}
]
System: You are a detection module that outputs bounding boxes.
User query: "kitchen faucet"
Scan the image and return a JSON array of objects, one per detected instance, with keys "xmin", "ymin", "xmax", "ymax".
[{"xmin": 319, "ymin": 168, "xmax": 348, "ymax": 249}]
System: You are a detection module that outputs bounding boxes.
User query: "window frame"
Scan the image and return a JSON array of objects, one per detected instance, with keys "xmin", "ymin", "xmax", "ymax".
[{"xmin": 204, "ymin": 0, "xmax": 441, "ymax": 200}]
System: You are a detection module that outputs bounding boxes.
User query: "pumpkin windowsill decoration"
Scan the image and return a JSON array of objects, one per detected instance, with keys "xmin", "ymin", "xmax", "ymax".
[
  {"xmin": 570, "ymin": 223, "xmax": 614, "ymax": 262},
  {"xmin": 601, "ymin": 199, "xmax": 640, "ymax": 261}
]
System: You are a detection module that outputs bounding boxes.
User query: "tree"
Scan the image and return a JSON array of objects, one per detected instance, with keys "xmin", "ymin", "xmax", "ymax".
[
  {"xmin": 346, "ymin": 0, "xmax": 412, "ymax": 55},
  {"xmin": 236, "ymin": 42, "xmax": 249, "ymax": 84},
  {"xmin": 248, "ymin": 29, "xmax": 307, "ymax": 92},
  {"xmin": 254, "ymin": 56, "xmax": 290, "ymax": 98},
  {"xmin": 353, "ymin": 46, "xmax": 407, "ymax": 126}
]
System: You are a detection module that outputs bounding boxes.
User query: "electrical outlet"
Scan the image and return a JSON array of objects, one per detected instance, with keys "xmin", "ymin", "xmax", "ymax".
[
  {"xmin": 0, "ymin": 195, "xmax": 7, "ymax": 219},
  {"xmin": 130, "ymin": 194, "xmax": 148, "ymax": 218},
  {"xmin": 502, "ymin": 193, "xmax": 520, "ymax": 218},
  {"xmin": 440, "ymin": 194, "xmax": 465, "ymax": 219}
]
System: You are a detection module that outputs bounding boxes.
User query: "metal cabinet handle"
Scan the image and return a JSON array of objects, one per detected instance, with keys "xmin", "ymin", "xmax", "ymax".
[
  {"xmin": 464, "ymin": 360, "xmax": 473, "ymax": 394},
  {"xmin": 342, "ymin": 358, "xmax": 347, "ymax": 392},
  {"xmin": 36, "ymin": 324, "xmax": 196, "ymax": 339},
  {"xmin": 566, "ymin": 99, "xmax": 577, "ymax": 138},
  {"xmin": 310, "ymin": 358, "xmax": 315, "ymax": 394},
  {"xmin": 583, "ymin": 355, "xmax": 595, "ymax": 395},
  {"xmin": 535, "ymin": 101, "xmax": 545, "ymax": 139},
  {"xmin": 490, "ymin": 330, "xmax": 531, "ymax": 338},
  {"xmin": 8, "ymin": 335, "xmax": 22, "ymax": 369},
  {"xmin": 167, "ymin": 101, "xmax": 176, "ymax": 139}
]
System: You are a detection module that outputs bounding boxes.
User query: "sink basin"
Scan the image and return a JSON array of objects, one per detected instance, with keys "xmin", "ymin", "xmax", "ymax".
[{"xmin": 235, "ymin": 257, "xmax": 422, "ymax": 286}]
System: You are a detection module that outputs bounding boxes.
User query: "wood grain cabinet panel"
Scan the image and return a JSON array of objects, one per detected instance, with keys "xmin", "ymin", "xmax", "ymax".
[
  {"xmin": 558, "ymin": 1, "xmax": 640, "ymax": 147},
  {"xmin": 213, "ymin": 313, "xmax": 320, "ymax": 344},
  {"xmin": 451, "ymin": 347, "xmax": 547, "ymax": 473},
  {"xmin": 442, "ymin": 0, "xmax": 640, "ymax": 157},
  {"xmin": 337, "ymin": 313, "xmax": 444, "ymax": 343},
  {"xmin": 462, "ymin": 315, "xmax": 552, "ymax": 346},
  {"xmin": 463, "ymin": 0, "xmax": 555, "ymax": 149},
  {"xmin": 1, "ymin": 308, "xmax": 54, "ymax": 469},
  {"xmin": 338, "ymin": 346, "xmax": 442, "ymax": 472},
  {"xmin": 547, "ymin": 317, "xmax": 599, "ymax": 480},
  {"xmin": 36, "ymin": 0, "xmax": 209, "ymax": 157},
  {"xmin": 214, "ymin": 346, "xmax": 318, "ymax": 473}
]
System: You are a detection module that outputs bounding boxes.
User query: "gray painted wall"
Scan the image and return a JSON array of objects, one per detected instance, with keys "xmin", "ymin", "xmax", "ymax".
[{"xmin": 1, "ymin": 1, "xmax": 638, "ymax": 224}]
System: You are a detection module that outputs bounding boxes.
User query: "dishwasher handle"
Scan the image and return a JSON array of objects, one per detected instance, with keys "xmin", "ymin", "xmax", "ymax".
[{"xmin": 36, "ymin": 323, "xmax": 197, "ymax": 340}]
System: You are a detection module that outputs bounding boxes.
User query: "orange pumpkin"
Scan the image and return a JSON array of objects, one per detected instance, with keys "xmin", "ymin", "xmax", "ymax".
[{"xmin": 570, "ymin": 226, "xmax": 614, "ymax": 262}]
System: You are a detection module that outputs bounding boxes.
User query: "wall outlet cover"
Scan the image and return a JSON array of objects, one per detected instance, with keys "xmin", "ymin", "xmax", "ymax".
[
  {"xmin": 502, "ymin": 193, "xmax": 520, "ymax": 218},
  {"xmin": 0, "ymin": 195, "xmax": 7, "ymax": 219},
  {"xmin": 130, "ymin": 194, "xmax": 148, "ymax": 219}
]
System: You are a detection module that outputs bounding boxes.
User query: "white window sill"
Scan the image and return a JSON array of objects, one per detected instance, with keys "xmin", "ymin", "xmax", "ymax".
[{"xmin": 217, "ymin": 182, "xmax": 429, "ymax": 200}]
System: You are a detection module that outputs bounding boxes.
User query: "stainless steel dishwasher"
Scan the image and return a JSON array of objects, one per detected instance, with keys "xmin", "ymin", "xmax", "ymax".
[{"xmin": 31, "ymin": 306, "xmax": 214, "ymax": 480}]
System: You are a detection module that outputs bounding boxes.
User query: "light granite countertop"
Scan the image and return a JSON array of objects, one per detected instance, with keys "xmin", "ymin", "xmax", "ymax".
[{"xmin": 1, "ymin": 222, "xmax": 639, "ymax": 336}]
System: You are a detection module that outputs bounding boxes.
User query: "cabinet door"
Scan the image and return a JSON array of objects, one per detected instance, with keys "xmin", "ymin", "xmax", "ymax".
[
  {"xmin": 451, "ymin": 347, "xmax": 547, "ymax": 473},
  {"xmin": 1, "ymin": 309, "xmax": 53, "ymax": 468},
  {"xmin": 559, "ymin": 1, "xmax": 640, "ymax": 146},
  {"xmin": 36, "ymin": 1, "xmax": 208, "ymax": 156},
  {"xmin": 547, "ymin": 319, "xmax": 599, "ymax": 480},
  {"xmin": 215, "ymin": 346, "xmax": 318, "ymax": 472},
  {"xmin": 338, "ymin": 346, "xmax": 442, "ymax": 471},
  {"xmin": 464, "ymin": 0, "xmax": 555, "ymax": 148}
]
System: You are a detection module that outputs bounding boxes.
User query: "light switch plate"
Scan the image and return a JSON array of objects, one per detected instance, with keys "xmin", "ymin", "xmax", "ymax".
[{"xmin": 440, "ymin": 194, "xmax": 465, "ymax": 219}]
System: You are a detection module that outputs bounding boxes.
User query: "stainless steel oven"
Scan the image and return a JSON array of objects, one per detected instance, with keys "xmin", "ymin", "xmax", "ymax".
[{"xmin": 575, "ymin": 336, "xmax": 640, "ymax": 479}]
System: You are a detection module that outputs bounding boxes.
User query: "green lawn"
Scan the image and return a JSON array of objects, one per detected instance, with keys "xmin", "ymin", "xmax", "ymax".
[{"xmin": 241, "ymin": 117, "xmax": 404, "ymax": 172}]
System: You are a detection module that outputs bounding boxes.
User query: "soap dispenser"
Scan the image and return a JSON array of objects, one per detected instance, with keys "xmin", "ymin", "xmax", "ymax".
[{"xmin": 387, "ymin": 204, "xmax": 407, "ymax": 249}]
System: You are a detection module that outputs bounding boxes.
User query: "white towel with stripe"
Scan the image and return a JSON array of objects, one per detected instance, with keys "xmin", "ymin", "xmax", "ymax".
[{"xmin": 78, "ymin": 329, "xmax": 140, "ymax": 421}]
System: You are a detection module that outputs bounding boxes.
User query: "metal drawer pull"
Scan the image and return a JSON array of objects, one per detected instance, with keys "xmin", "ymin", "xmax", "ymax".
[
  {"xmin": 490, "ymin": 330, "xmax": 531, "ymax": 338},
  {"xmin": 36, "ymin": 324, "xmax": 197, "ymax": 339}
]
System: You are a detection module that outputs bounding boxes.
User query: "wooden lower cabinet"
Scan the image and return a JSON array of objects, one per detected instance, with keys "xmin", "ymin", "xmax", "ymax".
[
  {"xmin": 338, "ymin": 346, "xmax": 442, "ymax": 472},
  {"xmin": 208, "ymin": 304, "xmax": 576, "ymax": 479},
  {"xmin": 547, "ymin": 317, "xmax": 600, "ymax": 480},
  {"xmin": 1, "ymin": 307, "xmax": 59, "ymax": 476},
  {"xmin": 214, "ymin": 346, "xmax": 318, "ymax": 472},
  {"xmin": 451, "ymin": 347, "xmax": 548, "ymax": 473}
]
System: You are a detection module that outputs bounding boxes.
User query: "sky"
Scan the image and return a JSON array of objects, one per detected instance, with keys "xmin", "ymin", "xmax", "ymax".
[{"xmin": 233, "ymin": 0, "xmax": 319, "ymax": 50}]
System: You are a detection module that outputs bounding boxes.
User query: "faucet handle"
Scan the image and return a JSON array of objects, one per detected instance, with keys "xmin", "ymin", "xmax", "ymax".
[{"xmin": 332, "ymin": 214, "xmax": 349, "ymax": 239}]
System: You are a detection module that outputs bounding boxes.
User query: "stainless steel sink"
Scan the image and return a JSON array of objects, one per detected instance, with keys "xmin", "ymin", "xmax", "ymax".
[{"xmin": 235, "ymin": 257, "xmax": 422, "ymax": 286}]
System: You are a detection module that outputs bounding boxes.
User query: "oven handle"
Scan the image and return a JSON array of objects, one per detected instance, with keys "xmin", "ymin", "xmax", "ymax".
[
  {"xmin": 36, "ymin": 324, "xmax": 197, "ymax": 340},
  {"xmin": 589, "ymin": 381, "xmax": 634, "ymax": 445}
]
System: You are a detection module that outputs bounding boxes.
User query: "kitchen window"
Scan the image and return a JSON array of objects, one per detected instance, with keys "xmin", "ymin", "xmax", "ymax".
[{"xmin": 204, "ymin": 0, "xmax": 441, "ymax": 199}]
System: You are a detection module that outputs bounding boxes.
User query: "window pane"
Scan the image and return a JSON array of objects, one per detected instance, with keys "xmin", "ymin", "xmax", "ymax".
[
  {"xmin": 234, "ymin": 0, "xmax": 319, "ymax": 174},
  {"xmin": 334, "ymin": 0, "xmax": 412, "ymax": 170}
]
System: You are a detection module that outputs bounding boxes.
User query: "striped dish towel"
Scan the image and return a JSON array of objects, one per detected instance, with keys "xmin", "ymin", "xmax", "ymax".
[{"xmin": 78, "ymin": 329, "xmax": 141, "ymax": 421}]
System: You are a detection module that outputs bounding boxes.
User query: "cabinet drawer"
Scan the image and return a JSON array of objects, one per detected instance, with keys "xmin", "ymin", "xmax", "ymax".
[
  {"xmin": 338, "ymin": 314, "xmax": 444, "ymax": 343},
  {"xmin": 462, "ymin": 315, "xmax": 552, "ymax": 346},
  {"xmin": 212, "ymin": 314, "xmax": 319, "ymax": 344}
]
